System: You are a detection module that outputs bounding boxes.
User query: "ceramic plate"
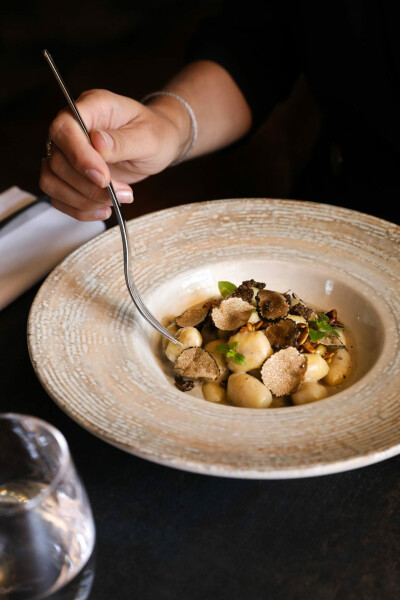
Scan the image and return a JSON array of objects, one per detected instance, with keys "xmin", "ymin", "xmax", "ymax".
[{"xmin": 28, "ymin": 199, "xmax": 400, "ymax": 478}]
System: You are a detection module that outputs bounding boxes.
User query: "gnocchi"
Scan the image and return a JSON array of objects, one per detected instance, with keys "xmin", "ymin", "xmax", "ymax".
[
  {"xmin": 227, "ymin": 373, "xmax": 272, "ymax": 408},
  {"xmin": 225, "ymin": 331, "xmax": 273, "ymax": 373},
  {"xmin": 165, "ymin": 327, "xmax": 202, "ymax": 362},
  {"xmin": 163, "ymin": 279, "xmax": 353, "ymax": 408},
  {"xmin": 292, "ymin": 381, "xmax": 329, "ymax": 405},
  {"xmin": 323, "ymin": 348, "xmax": 352, "ymax": 386}
]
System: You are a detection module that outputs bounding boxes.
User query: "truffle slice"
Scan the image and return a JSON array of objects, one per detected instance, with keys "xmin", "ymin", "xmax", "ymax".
[
  {"xmin": 211, "ymin": 297, "xmax": 254, "ymax": 331},
  {"xmin": 174, "ymin": 375, "xmax": 194, "ymax": 392},
  {"xmin": 230, "ymin": 279, "xmax": 266, "ymax": 303},
  {"xmin": 290, "ymin": 302, "xmax": 314, "ymax": 321},
  {"xmin": 174, "ymin": 348, "xmax": 220, "ymax": 380},
  {"xmin": 175, "ymin": 306, "xmax": 209, "ymax": 328},
  {"xmin": 261, "ymin": 347, "xmax": 307, "ymax": 396},
  {"xmin": 265, "ymin": 319, "xmax": 297, "ymax": 350},
  {"xmin": 256, "ymin": 290, "xmax": 289, "ymax": 320},
  {"xmin": 241, "ymin": 279, "xmax": 266, "ymax": 290},
  {"xmin": 287, "ymin": 293, "xmax": 315, "ymax": 320},
  {"xmin": 231, "ymin": 286, "xmax": 253, "ymax": 304}
]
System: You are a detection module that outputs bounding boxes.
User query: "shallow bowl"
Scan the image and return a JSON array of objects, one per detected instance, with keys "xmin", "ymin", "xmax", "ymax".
[{"xmin": 28, "ymin": 198, "xmax": 400, "ymax": 478}]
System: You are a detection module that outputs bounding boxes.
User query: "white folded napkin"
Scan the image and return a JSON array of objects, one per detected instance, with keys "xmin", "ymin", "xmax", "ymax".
[
  {"xmin": 0, "ymin": 186, "xmax": 37, "ymax": 221},
  {"xmin": 0, "ymin": 187, "xmax": 105, "ymax": 310}
]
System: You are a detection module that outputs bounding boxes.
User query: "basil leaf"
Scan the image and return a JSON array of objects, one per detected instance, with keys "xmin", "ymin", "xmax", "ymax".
[
  {"xmin": 308, "ymin": 329, "xmax": 325, "ymax": 342},
  {"xmin": 232, "ymin": 352, "xmax": 246, "ymax": 365},
  {"xmin": 227, "ymin": 342, "xmax": 239, "ymax": 358},
  {"xmin": 217, "ymin": 341, "xmax": 246, "ymax": 365},
  {"xmin": 218, "ymin": 281, "xmax": 237, "ymax": 298},
  {"xmin": 319, "ymin": 322, "xmax": 340, "ymax": 337}
]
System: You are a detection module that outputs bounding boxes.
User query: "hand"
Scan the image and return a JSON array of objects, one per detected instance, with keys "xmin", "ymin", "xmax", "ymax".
[{"xmin": 40, "ymin": 89, "xmax": 190, "ymax": 221}]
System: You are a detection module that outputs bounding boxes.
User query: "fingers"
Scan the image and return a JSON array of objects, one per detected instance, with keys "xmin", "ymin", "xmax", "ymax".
[
  {"xmin": 40, "ymin": 148, "xmax": 134, "ymax": 222},
  {"xmin": 49, "ymin": 116, "xmax": 110, "ymax": 188},
  {"xmin": 46, "ymin": 147, "xmax": 133, "ymax": 203},
  {"xmin": 50, "ymin": 197, "xmax": 112, "ymax": 222},
  {"xmin": 43, "ymin": 88, "xmax": 177, "ymax": 221},
  {"xmin": 48, "ymin": 89, "xmax": 143, "ymax": 181}
]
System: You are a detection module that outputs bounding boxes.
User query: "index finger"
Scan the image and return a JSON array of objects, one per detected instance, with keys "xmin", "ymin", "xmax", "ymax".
[{"xmin": 49, "ymin": 95, "xmax": 112, "ymax": 188}]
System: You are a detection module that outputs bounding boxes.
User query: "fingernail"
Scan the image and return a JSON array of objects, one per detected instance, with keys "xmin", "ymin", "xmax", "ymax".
[
  {"xmin": 116, "ymin": 189, "xmax": 134, "ymax": 203},
  {"xmin": 98, "ymin": 130, "xmax": 114, "ymax": 150},
  {"xmin": 94, "ymin": 207, "xmax": 111, "ymax": 220},
  {"xmin": 86, "ymin": 169, "xmax": 106, "ymax": 187}
]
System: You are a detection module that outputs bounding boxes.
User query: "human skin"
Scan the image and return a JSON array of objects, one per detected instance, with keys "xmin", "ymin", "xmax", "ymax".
[{"xmin": 39, "ymin": 60, "xmax": 252, "ymax": 221}]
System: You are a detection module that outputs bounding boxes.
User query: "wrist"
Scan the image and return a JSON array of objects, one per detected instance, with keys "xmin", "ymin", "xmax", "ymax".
[{"xmin": 141, "ymin": 92, "xmax": 197, "ymax": 164}]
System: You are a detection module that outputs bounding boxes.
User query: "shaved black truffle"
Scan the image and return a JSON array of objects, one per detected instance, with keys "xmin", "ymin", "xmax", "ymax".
[
  {"xmin": 261, "ymin": 348, "xmax": 307, "ymax": 396},
  {"xmin": 265, "ymin": 319, "xmax": 297, "ymax": 350},
  {"xmin": 211, "ymin": 297, "xmax": 254, "ymax": 331},
  {"xmin": 174, "ymin": 375, "xmax": 195, "ymax": 392},
  {"xmin": 290, "ymin": 302, "xmax": 314, "ymax": 320},
  {"xmin": 175, "ymin": 348, "xmax": 220, "ymax": 380},
  {"xmin": 230, "ymin": 279, "xmax": 266, "ymax": 303},
  {"xmin": 256, "ymin": 290, "xmax": 290, "ymax": 320},
  {"xmin": 241, "ymin": 279, "xmax": 266, "ymax": 290},
  {"xmin": 175, "ymin": 306, "xmax": 209, "ymax": 328}
]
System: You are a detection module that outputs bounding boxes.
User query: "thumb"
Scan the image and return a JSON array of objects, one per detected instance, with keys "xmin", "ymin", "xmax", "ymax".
[{"xmin": 90, "ymin": 127, "xmax": 134, "ymax": 164}]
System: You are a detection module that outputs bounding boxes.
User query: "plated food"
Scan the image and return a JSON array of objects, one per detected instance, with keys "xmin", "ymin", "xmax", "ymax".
[
  {"xmin": 162, "ymin": 279, "xmax": 353, "ymax": 408},
  {"xmin": 27, "ymin": 197, "xmax": 399, "ymax": 478}
]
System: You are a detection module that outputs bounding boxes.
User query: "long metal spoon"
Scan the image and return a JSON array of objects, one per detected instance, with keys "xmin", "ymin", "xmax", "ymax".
[{"xmin": 43, "ymin": 50, "xmax": 182, "ymax": 345}]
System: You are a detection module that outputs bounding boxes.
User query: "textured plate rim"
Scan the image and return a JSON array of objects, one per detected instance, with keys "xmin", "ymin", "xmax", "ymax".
[{"xmin": 27, "ymin": 198, "xmax": 400, "ymax": 478}]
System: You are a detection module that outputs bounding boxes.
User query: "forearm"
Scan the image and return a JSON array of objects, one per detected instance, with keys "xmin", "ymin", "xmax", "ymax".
[{"xmin": 145, "ymin": 60, "xmax": 253, "ymax": 162}]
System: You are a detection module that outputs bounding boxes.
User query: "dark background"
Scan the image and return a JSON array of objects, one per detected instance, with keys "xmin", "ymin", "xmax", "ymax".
[
  {"xmin": 0, "ymin": 0, "xmax": 328, "ymax": 222},
  {"xmin": 1, "ymin": 3, "xmax": 400, "ymax": 599}
]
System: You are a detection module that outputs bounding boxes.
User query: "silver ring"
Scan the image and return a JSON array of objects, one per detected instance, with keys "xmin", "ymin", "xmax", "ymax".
[{"xmin": 46, "ymin": 137, "xmax": 53, "ymax": 157}]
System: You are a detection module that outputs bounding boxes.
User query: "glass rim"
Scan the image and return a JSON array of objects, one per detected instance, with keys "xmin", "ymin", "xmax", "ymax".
[{"xmin": 0, "ymin": 412, "xmax": 71, "ymax": 515}]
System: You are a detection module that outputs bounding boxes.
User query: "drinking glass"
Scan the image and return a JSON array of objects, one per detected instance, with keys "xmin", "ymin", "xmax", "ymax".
[{"xmin": 0, "ymin": 413, "xmax": 95, "ymax": 599}]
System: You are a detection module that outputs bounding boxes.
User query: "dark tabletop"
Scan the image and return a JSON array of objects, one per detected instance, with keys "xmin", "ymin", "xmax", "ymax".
[
  {"xmin": 2, "ymin": 280, "xmax": 400, "ymax": 600},
  {"xmin": 1, "ymin": 2, "xmax": 400, "ymax": 598}
]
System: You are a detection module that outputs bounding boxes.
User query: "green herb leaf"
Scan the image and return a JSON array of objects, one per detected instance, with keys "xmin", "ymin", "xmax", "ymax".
[
  {"xmin": 218, "ymin": 281, "xmax": 237, "ymax": 298},
  {"xmin": 232, "ymin": 352, "xmax": 247, "ymax": 365},
  {"xmin": 216, "ymin": 341, "xmax": 246, "ymax": 365},
  {"xmin": 226, "ymin": 342, "xmax": 239, "ymax": 358},
  {"xmin": 308, "ymin": 313, "xmax": 342, "ymax": 340},
  {"xmin": 308, "ymin": 328, "xmax": 326, "ymax": 343}
]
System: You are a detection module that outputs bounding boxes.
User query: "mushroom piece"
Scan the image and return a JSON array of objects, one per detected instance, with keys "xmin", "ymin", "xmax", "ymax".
[
  {"xmin": 261, "ymin": 347, "xmax": 307, "ymax": 396},
  {"xmin": 175, "ymin": 306, "xmax": 209, "ymax": 328},
  {"xmin": 256, "ymin": 290, "xmax": 290, "ymax": 321},
  {"xmin": 230, "ymin": 286, "xmax": 253, "ymax": 304},
  {"xmin": 287, "ymin": 293, "xmax": 315, "ymax": 320},
  {"xmin": 265, "ymin": 319, "xmax": 297, "ymax": 350},
  {"xmin": 174, "ymin": 375, "xmax": 194, "ymax": 392},
  {"xmin": 242, "ymin": 279, "xmax": 266, "ymax": 289},
  {"xmin": 231, "ymin": 279, "xmax": 266, "ymax": 304},
  {"xmin": 290, "ymin": 303, "xmax": 315, "ymax": 320},
  {"xmin": 174, "ymin": 347, "xmax": 220, "ymax": 380},
  {"xmin": 211, "ymin": 297, "xmax": 254, "ymax": 331}
]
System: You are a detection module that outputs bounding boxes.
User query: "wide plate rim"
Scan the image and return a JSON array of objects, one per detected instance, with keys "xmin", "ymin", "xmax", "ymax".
[{"xmin": 27, "ymin": 198, "xmax": 400, "ymax": 478}]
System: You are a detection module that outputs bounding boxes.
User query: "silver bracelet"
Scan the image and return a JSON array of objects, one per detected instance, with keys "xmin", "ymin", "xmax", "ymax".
[{"xmin": 141, "ymin": 90, "xmax": 198, "ymax": 165}]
